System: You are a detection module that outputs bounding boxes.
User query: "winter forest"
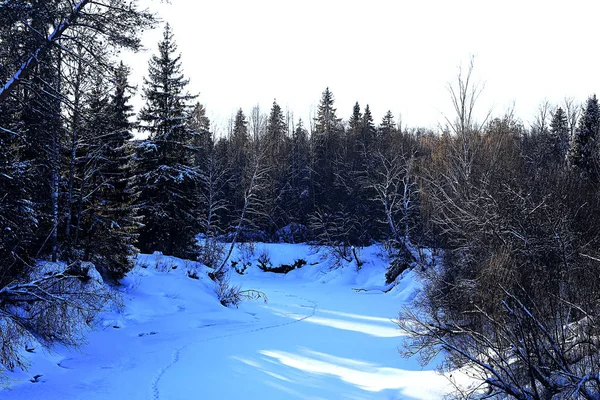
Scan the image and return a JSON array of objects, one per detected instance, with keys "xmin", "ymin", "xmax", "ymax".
[{"xmin": 1, "ymin": 1, "xmax": 600, "ymax": 399}]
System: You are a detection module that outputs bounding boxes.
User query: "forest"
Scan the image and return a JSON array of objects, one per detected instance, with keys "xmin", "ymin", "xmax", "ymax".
[{"xmin": 1, "ymin": 1, "xmax": 600, "ymax": 398}]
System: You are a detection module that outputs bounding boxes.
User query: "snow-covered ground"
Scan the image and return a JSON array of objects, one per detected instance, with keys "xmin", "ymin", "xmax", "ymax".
[{"xmin": 1, "ymin": 243, "xmax": 455, "ymax": 399}]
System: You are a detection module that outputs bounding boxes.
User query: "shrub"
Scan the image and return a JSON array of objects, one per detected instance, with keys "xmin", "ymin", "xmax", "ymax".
[
  {"xmin": 197, "ymin": 238, "xmax": 225, "ymax": 269},
  {"xmin": 256, "ymin": 250, "xmax": 272, "ymax": 271},
  {"xmin": 214, "ymin": 272, "xmax": 267, "ymax": 308},
  {"xmin": 231, "ymin": 260, "xmax": 249, "ymax": 275}
]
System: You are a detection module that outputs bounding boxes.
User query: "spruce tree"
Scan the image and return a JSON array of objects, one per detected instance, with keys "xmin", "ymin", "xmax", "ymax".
[
  {"xmin": 569, "ymin": 95, "xmax": 600, "ymax": 173},
  {"xmin": 264, "ymin": 100, "xmax": 290, "ymax": 231},
  {"xmin": 227, "ymin": 108, "xmax": 250, "ymax": 223},
  {"xmin": 77, "ymin": 64, "xmax": 139, "ymax": 280},
  {"xmin": 379, "ymin": 110, "xmax": 397, "ymax": 150},
  {"xmin": 349, "ymin": 102, "xmax": 362, "ymax": 137},
  {"xmin": 20, "ymin": 48, "xmax": 64, "ymax": 262},
  {"xmin": 361, "ymin": 104, "xmax": 376, "ymax": 149},
  {"xmin": 0, "ymin": 85, "xmax": 37, "ymax": 287},
  {"xmin": 78, "ymin": 77, "xmax": 111, "ymax": 256},
  {"xmin": 312, "ymin": 88, "xmax": 342, "ymax": 209},
  {"xmin": 289, "ymin": 119, "xmax": 311, "ymax": 229},
  {"xmin": 266, "ymin": 100, "xmax": 287, "ymax": 150},
  {"xmin": 189, "ymin": 102, "xmax": 212, "ymax": 165},
  {"xmin": 549, "ymin": 107, "xmax": 569, "ymax": 164},
  {"xmin": 357, "ymin": 104, "xmax": 376, "ymax": 171},
  {"xmin": 135, "ymin": 24, "xmax": 199, "ymax": 258}
]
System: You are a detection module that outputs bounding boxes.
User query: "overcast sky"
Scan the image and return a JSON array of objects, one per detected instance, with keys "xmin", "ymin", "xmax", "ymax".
[{"xmin": 122, "ymin": 0, "xmax": 599, "ymax": 135}]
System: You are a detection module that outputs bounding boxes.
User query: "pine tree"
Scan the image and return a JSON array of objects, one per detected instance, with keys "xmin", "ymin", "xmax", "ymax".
[
  {"xmin": 135, "ymin": 24, "xmax": 199, "ymax": 258},
  {"xmin": 569, "ymin": 95, "xmax": 600, "ymax": 173}
]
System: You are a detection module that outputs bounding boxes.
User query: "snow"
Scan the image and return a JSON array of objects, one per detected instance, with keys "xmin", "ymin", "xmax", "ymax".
[{"xmin": 1, "ymin": 243, "xmax": 455, "ymax": 399}]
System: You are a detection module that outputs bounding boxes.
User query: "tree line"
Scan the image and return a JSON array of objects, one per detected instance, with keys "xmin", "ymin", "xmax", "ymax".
[{"xmin": 1, "ymin": 2, "xmax": 600, "ymax": 396}]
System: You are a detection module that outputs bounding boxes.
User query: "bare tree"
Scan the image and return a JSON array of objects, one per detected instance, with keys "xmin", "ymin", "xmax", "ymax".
[
  {"xmin": 368, "ymin": 150, "xmax": 419, "ymax": 246},
  {"xmin": 443, "ymin": 57, "xmax": 492, "ymax": 180},
  {"xmin": 197, "ymin": 143, "xmax": 229, "ymax": 269},
  {"xmin": 532, "ymin": 100, "xmax": 551, "ymax": 135},
  {"xmin": 248, "ymin": 104, "xmax": 267, "ymax": 143},
  {"xmin": 564, "ymin": 97, "xmax": 581, "ymax": 140}
]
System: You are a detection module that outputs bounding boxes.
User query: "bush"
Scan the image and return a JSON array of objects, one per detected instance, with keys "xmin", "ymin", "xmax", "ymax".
[
  {"xmin": 214, "ymin": 272, "xmax": 267, "ymax": 308},
  {"xmin": 215, "ymin": 274, "xmax": 243, "ymax": 307},
  {"xmin": 256, "ymin": 250, "xmax": 272, "ymax": 271},
  {"xmin": 197, "ymin": 238, "xmax": 225, "ymax": 269}
]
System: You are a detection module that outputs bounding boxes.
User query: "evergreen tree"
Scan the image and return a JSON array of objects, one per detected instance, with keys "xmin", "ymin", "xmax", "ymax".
[
  {"xmin": 357, "ymin": 104, "xmax": 376, "ymax": 171},
  {"xmin": 189, "ymin": 102, "xmax": 212, "ymax": 172},
  {"xmin": 135, "ymin": 24, "xmax": 199, "ymax": 258},
  {"xmin": 266, "ymin": 100, "xmax": 287, "ymax": 145},
  {"xmin": 361, "ymin": 104, "xmax": 376, "ymax": 149},
  {"xmin": 78, "ymin": 77, "xmax": 111, "ymax": 256},
  {"xmin": 0, "ymin": 85, "xmax": 37, "ymax": 288},
  {"xmin": 76, "ymin": 64, "xmax": 139, "ymax": 280},
  {"xmin": 264, "ymin": 100, "xmax": 290, "ymax": 231},
  {"xmin": 345, "ymin": 103, "xmax": 377, "ymax": 244},
  {"xmin": 549, "ymin": 107, "xmax": 569, "ymax": 164},
  {"xmin": 312, "ymin": 87, "xmax": 342, "ymax": 209},
  {"xmin": 349, "ymin": 102, "xmax": 362, "ymax": 137},
  {"xmin": 227, "ymin": 108, "xmax": 250, "ymax": 222},
  {"xmin": 569, "ymin": 95, "xmax": 600, "ymax": 173},
  {"xmin": 314, "ymin": 88, "xmax": 341, "ymax": 134},
  {"xmin": 379, "ymin": 110, "xmax": 397, "ymax": 149},
  {"xmin": 289, "ymin": 119, "xmax": 311, "ymax": 228},
  {"xmin": 20, "ymin": 48, "xmax": 64, "ymax": 262},
  {"xmin": 189, "ymin": 102, "xmax": 211, "ymax": 132},
  {"xmin": 0, "ymin": 16, "xmax": 38, "ymax": 284}
]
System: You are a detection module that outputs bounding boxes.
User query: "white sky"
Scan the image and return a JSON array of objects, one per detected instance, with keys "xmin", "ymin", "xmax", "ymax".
[{"xmin": 122, "ymin": 0, "xmax": 600, "ymax": 136}]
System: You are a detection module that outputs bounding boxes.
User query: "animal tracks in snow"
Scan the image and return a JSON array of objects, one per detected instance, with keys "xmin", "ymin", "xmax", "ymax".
[
  {"xmin": 150, "ymin": 294, "xmax": 318, "ymax": 400},
  {"xmin": 151, "ymin": 346, "xmax": 183, "ymax": 400}
]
